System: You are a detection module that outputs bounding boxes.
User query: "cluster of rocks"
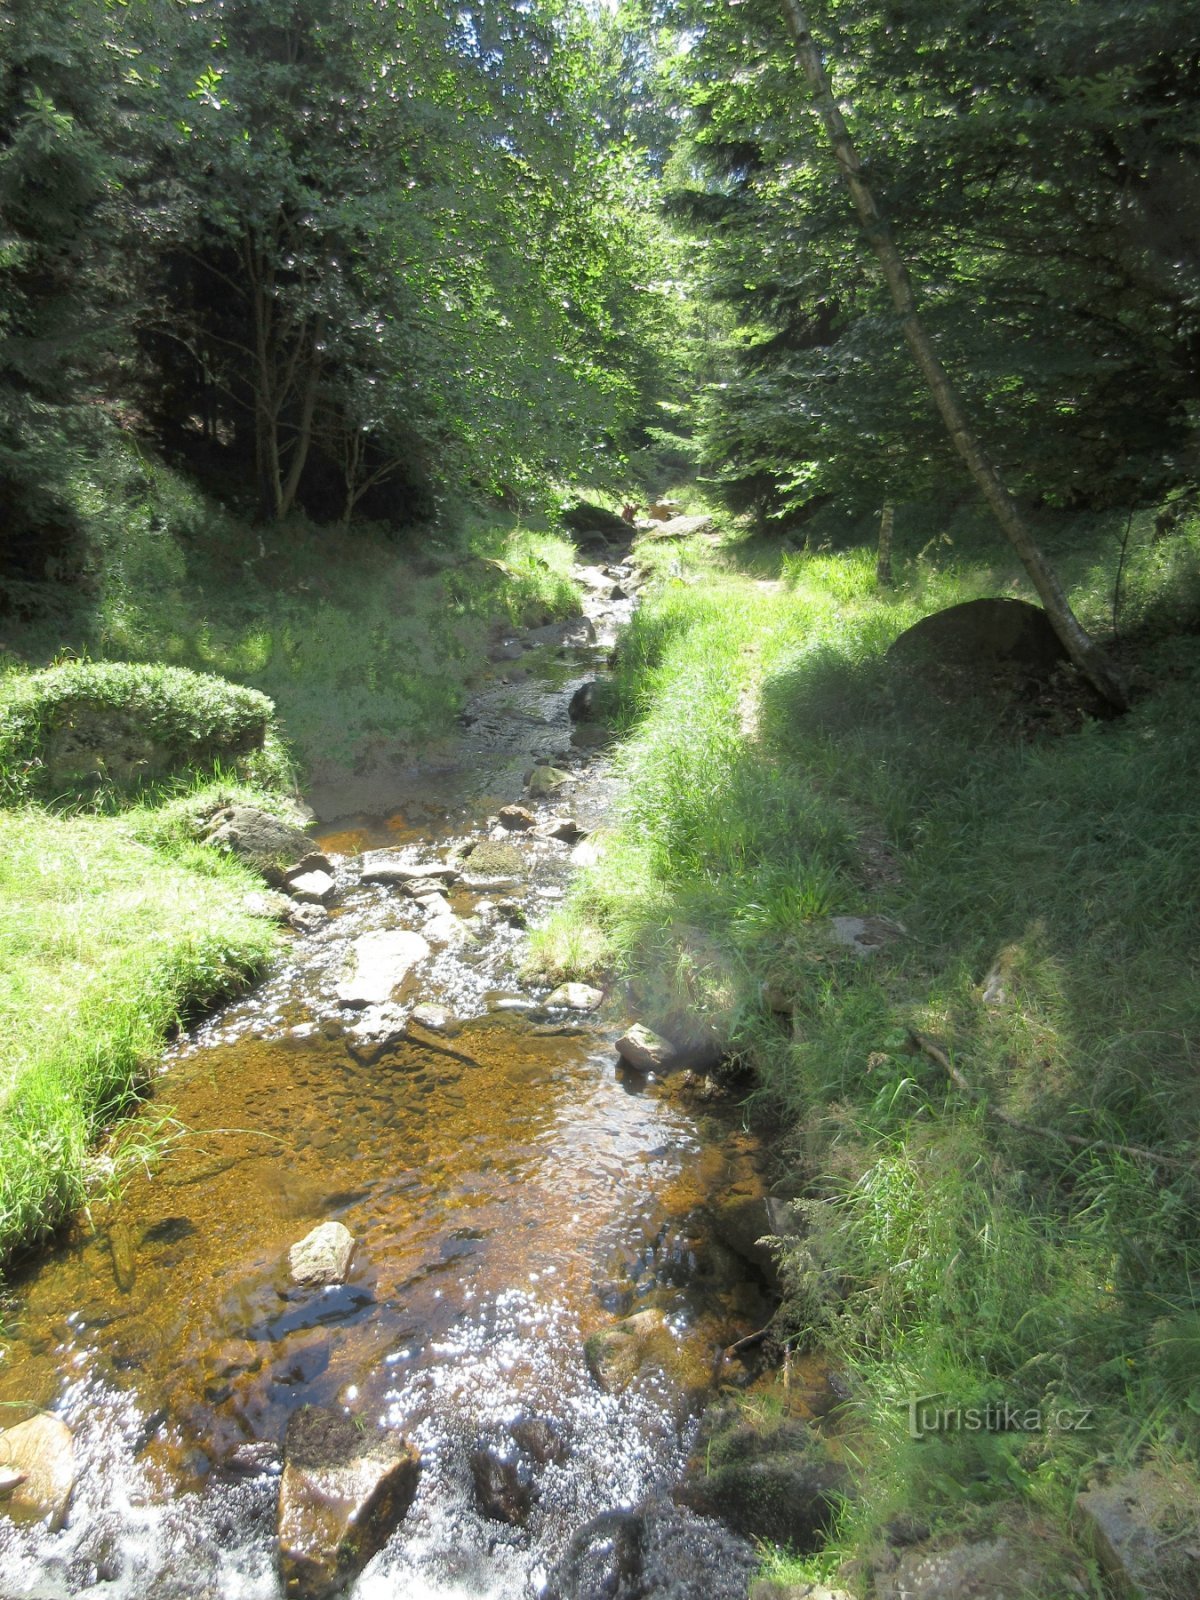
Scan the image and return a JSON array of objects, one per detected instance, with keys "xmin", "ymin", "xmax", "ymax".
[{"xmin": 201, "ymin": 804, "xmax": 334, "ymax": 933}]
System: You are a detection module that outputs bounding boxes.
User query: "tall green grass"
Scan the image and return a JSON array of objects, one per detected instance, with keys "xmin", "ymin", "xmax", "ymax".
[
  {"xmin": 0, "ymin": 795, "xmax": 276, "ymax": 1259},
  {"xmin": 2, "ymin": 424, "xmax": 581, "ymax": 770},
  {"xmin": 534, "ymin": 507, "xmax": 1200, "ymax": 1577}
]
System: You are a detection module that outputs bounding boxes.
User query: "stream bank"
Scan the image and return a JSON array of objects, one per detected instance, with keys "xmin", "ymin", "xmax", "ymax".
[{"xmin": 0, "ymin": 534, "xmax": 818, "ymax": 1600}]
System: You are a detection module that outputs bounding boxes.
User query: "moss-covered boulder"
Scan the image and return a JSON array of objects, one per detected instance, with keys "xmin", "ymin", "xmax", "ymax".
[{"xmin": 0, "ymin": 661, "xmax": 276, "ymax": 800}]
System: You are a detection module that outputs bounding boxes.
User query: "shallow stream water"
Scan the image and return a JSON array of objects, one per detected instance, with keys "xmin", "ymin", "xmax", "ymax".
[{"xmin": 0, "ymin": 560, "xmax": 777, "ymax": 1599}]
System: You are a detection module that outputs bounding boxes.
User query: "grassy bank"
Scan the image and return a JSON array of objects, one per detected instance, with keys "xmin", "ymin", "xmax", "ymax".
[
  {"xmin": 0, "ymin": 788, "xmax": 280, "ymax": 1263},
  {"xmin": 2, "ymin": 421, "xmax": 581, "ymax": 772},
  {"xmin": 534, "ymin": 503, "xmax": 1200, "ymax": 1587}
]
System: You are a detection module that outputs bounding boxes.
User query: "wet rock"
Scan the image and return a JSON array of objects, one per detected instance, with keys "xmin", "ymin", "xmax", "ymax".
[
  {"xmin": 570, "ymin": 837, "xmax": 603, "ymax": 867},
  {"xmin": 202, "ymin": 805, "xmax": 311, "ymax": 876},
  {"xmin": 287, "ymin": 902, "xmax": 329, "ymax": 934},
  {"xmin": 546, "ymin": 983, "xmax": 603, "ymax": 1012},
  {"xmin": 616, "ymin": 1024, "xmax": 679, "ymax": 1074},
  {"xmin": 416, "ymin": 891, "xmax": 452, "ymax": 918},
  {"xmin": 409, "ymin": 1003, "xmax": 457, "ymax": 1034},
  {"xmin": 424, "ymin": 910, "xmax": 473, "ymax": 948},
  {"xmin": 495, "ymin": 899, "xmax": 528, "ymax": 928},
  {"xmin": 583, "ymin": 1308, "xmax": 688, "ymax": 1397},
  {"xmin": 539, "ymin": 816, "xmax": 588, "ymax": 843},
  {"xmin": 874, "ymin": 1533, "xmax": 1087, "ymax": 1599},
  {"xmin": 277, "ymin": 1407, "xmax": 420, "ymax": 1600},
  {"xmin": 568, "ymin": 681, "xmax": 597, "ymax": 721},
  {"xmin": 707, "ymin": 1188, "xmax": 782, "ymax": 1295},
  {"xmin": 827, "ymin": 914, "xmax": 904, "ymax": 958},
  {"xmin": 0, "ymin": 1413, "xmax": 77, "ymax": 1531},
  {"xmin": 571, "ymin": 724, "xmax": 613, "ymax": 750},
  {"xmin": 470, "ymin": 1441, "xmax": 534, "ymax": 1526},
  {"xmin": 459, "ymin": 871, "xmax": 521, "ymax": 892},
  {"xmin": 288, "ymin": 1221, "xmax": 355, "ymax": 1286},
  {"xmin": 526, "ymin": 765, "xmax": 572, "ymax": 798},
  {"xmin": 336, "ymin": 930, "xmax": 429, "ymax": 1008},
  {"xmin": 677, "ymin": 1417, "xmax": 845, "ymax": 1551},
  {"xmin": 218, "ymin": 1441, "xmax": 281, "ymax": 1481},
  {"xmin": 287, "ymin": 869, "xmax": 337, "ymax": 905},
  {"xmin": 488, "ymin": 995, "xmax": 544, "ymax": 1018},
  {"xmin": 463, "ymin": 838, "xmax": 527, "ymax": 877},
  {"xmin": 346, "ymin": 1004, "xmax": 408, "ymax": 1064},
  {"xmin": 546, "ymin": 1498, "xmax": 757, "ymax": 1600},
  {"xmin": 359, "ymin": 852, "xmax": 458, "ymax": 888},
  {"xmin": 498, "ymin": 804, "xmax": 537, "ymax": 831},
  {"xmin": 510, "ymin": 1415, "xmax": 567, "ymax": 1466},
  {"xmin": 1076, "ymin": 1463, "xmax": 1200, "ymax": 1599}
]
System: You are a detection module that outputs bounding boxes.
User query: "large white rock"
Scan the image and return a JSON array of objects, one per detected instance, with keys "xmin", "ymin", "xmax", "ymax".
[
  {"xmin": 0, "ymin": 1413, "xmax": 77, "ymax": 1531},
  {"xmin": 288, "ymin": 1221, "xmax": 355, "ymax": 1286},
  {"xmin": 359, "ymin": 852, "xmax": 458, "ymax": 887},
  {"xmin": 336, "ymin": 930, "xmax": 429, "ymax": 1007}
]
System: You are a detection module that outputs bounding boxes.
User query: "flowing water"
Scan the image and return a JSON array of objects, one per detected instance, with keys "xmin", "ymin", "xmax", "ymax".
[{"xmin": 0, "ymin": 560, "xmax": 777, "ymax": 1599}]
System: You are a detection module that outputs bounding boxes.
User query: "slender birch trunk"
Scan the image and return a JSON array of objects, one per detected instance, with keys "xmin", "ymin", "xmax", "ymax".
[
  {"xmin": 877, "ymin": 500, "xmax": 895, "ymax": 587},
  {"xmin": 779, "ymin": 0, "xmax": 1129, "ymax": 710}
]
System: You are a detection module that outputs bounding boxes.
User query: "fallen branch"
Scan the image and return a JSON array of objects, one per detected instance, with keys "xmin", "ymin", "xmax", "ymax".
[
  {"xmin": 724, "ymin": 1323, "xmax": 773, "ymax": 1359},
  {"xmin": 907, "ymin": 1030, "xmax": 1196, "ymax": 1174}
]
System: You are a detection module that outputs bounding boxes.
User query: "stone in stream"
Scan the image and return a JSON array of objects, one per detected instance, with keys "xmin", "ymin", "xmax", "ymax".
[
  {"xmin": 568, "ymin": 681, "xmax": 597, "ymax": 721},
  {"xmin": 287, "ymin": 902, "xmax": 329, "ymax": 934},
  {"xmin": 546, "ymin": 1499, "xmax": 757, "ymax": 1600},
  {"xmin": 470, "ymin": 1441, "xmax": 534, "ymax": 1526},
  {"xmin": 108, "ymin": 1218, "xmax": 137, "ymax": 1293},
  {"xmin": 277, "ymin": 1407, "xmax": 420, "ymax": 1600},
  {"xmin": 676, "ymin": 1416, "xmax": 846, "ymax": 1552},
  {"xmin": 345, "ymin": 1003, "xmax": 408, "ymax": 1064},
  {"xmin": 539, "ymin": 816, "xmax": 588, "ymax": 844},
  {"xmin": 497, "ymin": 804, "xmax": 537, "ymax": 831},
  {"xmin": 243, "ymin": 888, "xmax": 295, "ymax": 922},
  {"xmin": 546, "ymin": 983, "xmax": 603, "ymax": 1012},
  {"xmin": 526, "ymin": 764, "xmax": 571, "ymax": 798},
  {"xmin": 288, "ymin": 1221, "xmax": 355, "ymax": 1287},
  {"xmin": 286, "ymin": 869, "xmax": 337, "ymax": 905},
  {"xmin": 461, "ymin": 838, "xmax": 526, "ymax": 877},
  {"xmin": 409, "ymin": 1003, "xmax": 457, "ymax": 1034},
  {"xmin": 0, "ymin": 1413, "xmax": 77, "ymax": 1531},
  {"xmin": 336, "ymin": 930, "xmax": 429, "ymax": 1008},
  {"xmin": 359, "ymin": 851, "xmax": 459, "ymax": 888},
  {"xmin": 615, "ymin": 1024, "xmax": 679, "ymax": 1074}
]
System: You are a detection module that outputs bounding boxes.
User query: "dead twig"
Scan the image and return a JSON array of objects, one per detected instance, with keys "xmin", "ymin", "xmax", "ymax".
[{"xmin": 907, "ymin": 1030, "xmax": 1196, "ymax": 1174}]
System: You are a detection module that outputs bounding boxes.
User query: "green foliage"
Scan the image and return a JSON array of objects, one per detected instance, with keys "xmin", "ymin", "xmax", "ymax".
[
  {"xmin": 0, "ymin": 659, "xmax": 280, "ymax": 803},
  {"xmin": 666, "ymin": 0, "xmax": 1200, "ymax": 522},
  {"xmin": 0, "ymin": 800, "xmax": 275, "ymax": 1261},
  {"xmin": 537, "ymin": 511, "xmax": 1200, "ymax": 1563}
]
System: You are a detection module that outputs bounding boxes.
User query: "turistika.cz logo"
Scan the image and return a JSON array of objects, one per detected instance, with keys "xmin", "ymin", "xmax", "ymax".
[{"xmin": 903, "ymin": 1393, "xmax": 1095, "ymax": 1441}]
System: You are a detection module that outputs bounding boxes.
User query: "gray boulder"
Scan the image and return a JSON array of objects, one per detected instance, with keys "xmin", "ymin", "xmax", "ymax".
[{"xmin": 202, "ymin": 805, "xmax": 311, "ymax": 875}]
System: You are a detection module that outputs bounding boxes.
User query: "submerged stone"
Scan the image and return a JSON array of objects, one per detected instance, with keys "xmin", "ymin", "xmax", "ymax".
[
  {"xmin": 336, "ymin": 930, "xmax": 429, "ymax": 1008},
  {"xmin": 277, "ymin": 1407, "xmax": 420, "ymax": 1600},
  {"xmin": 546, "ymin": 1499, "xmax": 756, "ymax": 1600},
  {"xmin": 0, "ymin": 1413, "xmax": 77, "ymax": 1531},
  {"xmin": 470, "ymin": 1441, "xmax": 534, "ymax": 1526},
  {"xmin": 288, "ymin": 1222, "xmax": 355, "ymax": 1287}
]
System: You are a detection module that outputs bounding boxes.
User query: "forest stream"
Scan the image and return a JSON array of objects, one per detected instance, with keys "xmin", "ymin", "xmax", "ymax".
[{"xmin": 0, "ymin": 551, "xmax": 783, "ymax": 1600}]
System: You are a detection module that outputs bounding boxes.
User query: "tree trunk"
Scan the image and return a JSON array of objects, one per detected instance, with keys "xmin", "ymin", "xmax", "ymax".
[
  {"xmin": 779, "ymin": 0, "xmax": 1129, "ymax": 710},
  {"xmin": 877, "ymin": 500, "xmax": 895, "ymax": 587}
]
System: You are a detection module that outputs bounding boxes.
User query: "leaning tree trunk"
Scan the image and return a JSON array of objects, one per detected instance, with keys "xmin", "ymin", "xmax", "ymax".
[{"xmin": 779, "ymin": 0, "xmax": 1129, "ymax": 710}]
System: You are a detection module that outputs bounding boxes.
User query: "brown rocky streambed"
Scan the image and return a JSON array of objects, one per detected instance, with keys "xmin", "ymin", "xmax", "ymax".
[{"xmin": 0, "ymin": 544, "xmax": 806, "ymax": 1600}]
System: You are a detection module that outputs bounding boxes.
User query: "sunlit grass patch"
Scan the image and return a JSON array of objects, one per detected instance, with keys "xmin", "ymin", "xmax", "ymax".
[{"xmin": 0, "ymin": 803, "xmax": 275, "ymax": 1261}]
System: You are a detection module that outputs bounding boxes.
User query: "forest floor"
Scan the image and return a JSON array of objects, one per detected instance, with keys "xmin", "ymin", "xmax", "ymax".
[{"xmin": 531, "ymin": 498, "xmax": 1200, "ymax": 1593}]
